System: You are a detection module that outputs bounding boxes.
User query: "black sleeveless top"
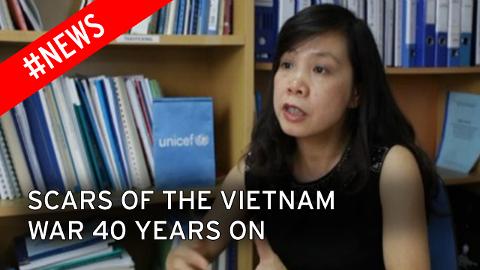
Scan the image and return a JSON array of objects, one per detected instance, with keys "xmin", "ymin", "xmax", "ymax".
[{"xmin": 245, "ymin": 146, "xmax": 391, "ymax": 270}]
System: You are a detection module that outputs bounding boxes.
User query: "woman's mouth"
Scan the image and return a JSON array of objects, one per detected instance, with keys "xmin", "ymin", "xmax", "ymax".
[{"xmin": 282, "ymin": 103, "xmax": 307, "ymax": 122}]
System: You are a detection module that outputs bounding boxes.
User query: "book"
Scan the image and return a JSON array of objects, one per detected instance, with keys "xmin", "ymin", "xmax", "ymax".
[
  {"xmin": 17, "ymin": 0, "xmax": 43, "ymax": 30},
  {"xmin": 0, "ymin": 124, "xmax": 21, "ymax": 200},
  {"xmin": 40, "ymin": 248, "xmax": 127, "ymax": 270},
  {"xmin": 12, "ymin": 104, "xmax": 46, "ymax": 192},
  {"xmin": 22, "ymin": 93, "xmax": 65, "ymax": 192},
  {"xmin": 19, "ymin": 242, "xmax": 113, "ymax": 270},
  {"xmin": 113, "ymin": 77, "xmax": 151, "ymax": 189},
  {"xmin": 125, "ymin": 76, "xmax": 154, "ymax": 178},
  {"xmin": 207, "ymin": 0, "xmax": 220, "ymax": 34},
  {"xmin": 0, "ymin": 111, "xmax": 34, "ymax": 196},
  {"xmin": 62, "ymin": 252, "xmax": 134, "ymax": 270},
  {"xmin": 222, "ymin": 0, "xmax": 232, "ymax": 34},
  {"xmin": 0, "ymin": 0, "xmax": 15, "ymax": 29},
  {"xmin": 130, "ymin": 14, "xmax": 153, "ymax": 34},
  {"xmin": 15, "ymin": 233, "xmax": 105, "ymax": 265},
  {"xmin": 6, "ymin": 0, "xmax": 28, "ymax": 30},
  {"xmin": 436, "ymin": 91, "xmax": 480, "ymax": 175},
  {"xmin": 88, "ymin": 77, "xmax": 127, "ymax": 190},
  {"xmin": 55, "ymin": 77, "xmax": 96, "ymax": 190},
  {"xmin": 41, "ymin": 85, "xmax": 78, "ymax": 191},
  {"xmin": 74, "ymin": 78, "xmax": 112, "ymax": 190}
]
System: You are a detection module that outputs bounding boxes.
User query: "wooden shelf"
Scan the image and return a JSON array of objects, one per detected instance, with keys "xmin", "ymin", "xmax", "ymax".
[
  {"xmin": 255, "ymin": 62, "xmax": 480, "ymax": 74},
  {"xmin": 0, "ymin": 185, "xmax": 224, "ymax": 218},
  {"xmin": 0, "ymin": 30, "xmax": 245, "ymax": 46},
  {"xmin": 385, "ymin": 67, "xmax": 480, "ymax": 75},
  {"xmin": 444, "ymin": 175, "xmax": 480, "ymax": 186},
  {"xmin": 255, "ymin": 62, "xmax": 273, "ymax": 71}
]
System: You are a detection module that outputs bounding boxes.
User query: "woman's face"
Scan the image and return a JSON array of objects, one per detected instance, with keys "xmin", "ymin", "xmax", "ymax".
[{"xmin": 273, "ymin": 31, "xmax": 358, "ymax": 140}]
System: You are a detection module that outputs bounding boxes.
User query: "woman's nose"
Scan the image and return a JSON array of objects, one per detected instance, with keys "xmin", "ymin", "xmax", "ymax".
[{"xmin": 287, "ymin": 78, "xmax": 308, "ymax": 96}]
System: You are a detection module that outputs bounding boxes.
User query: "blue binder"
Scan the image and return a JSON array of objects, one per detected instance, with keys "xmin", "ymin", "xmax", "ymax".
[
  {"xmin": 459, "ymin": 32, "xmax": 473, "ymax": 66},
  {"xmin": 11, "ymin": 106, "xmax": 44, "ymax": 191},
  {"xmin": 255, "ymin": 0, "xmax": 279, "ymax": 62},
  {"xmin": 415, "ymin": 0, "xmax": 435, "ymax": 67},
  {"xmin": 153, "ymin": 97, "xmax": 216, "ymax": 189},
  {"xmin": 198, "ymin": 0, "xmax": 210, "ymax": 35},
  {"xmin": 402, "ymin": 0, "xmax": 417, "ymax": 67},
  {"xmin": 75, "ymin": 79, "xmax": 115, "ymax": 189},
  {"xmin": 188, "ymin": 0, "xmax": 200, "ymax": 35},
  {"xmin": 434, "ymin": 0, "xmax": 448, "ymax": 67},
  {"xmin": 447, "ymin": 0, "xmax": 461, "ymax": 67},
  {"xmin": 459, "ymin": 0, "xmax": 474, "ymax": 66},
  {"xmin": 23, "ymin": 93, "xmax": 65, "ymax": 193},
  {"xmin": 156, "ymin": 6, "xmax": 167, "ymax": 34},
  {"xmin": 176, "ymin": 0, "xmax": 186, "ymax": 35}
]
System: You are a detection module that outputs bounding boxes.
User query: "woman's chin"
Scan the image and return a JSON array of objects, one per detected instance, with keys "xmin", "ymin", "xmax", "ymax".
[{"xmin": 280, "ymin": 125, "xmax": 309, "ymax": 138}]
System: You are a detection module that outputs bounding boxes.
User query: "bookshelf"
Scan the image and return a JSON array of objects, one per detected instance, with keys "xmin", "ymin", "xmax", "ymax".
[
  {"xmin": 0, "ymin": 0, "xmax": 255, "ymax": 269},
  {"xmin": 255, "ymin": 65, "xmax": 480, "ymax": 186},
  {"xmin": 0, "ymin": 30, "xmax": 245, "ymax": 46}
]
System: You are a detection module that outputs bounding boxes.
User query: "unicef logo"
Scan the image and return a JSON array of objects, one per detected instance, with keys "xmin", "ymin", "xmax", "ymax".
[
  {"xmin": 158, "ymin": 133, "xmax": 210, "ymax": 148},
  {"xmin": 195, "ymin": 134, "xmax": 209, "ymax": 146}
]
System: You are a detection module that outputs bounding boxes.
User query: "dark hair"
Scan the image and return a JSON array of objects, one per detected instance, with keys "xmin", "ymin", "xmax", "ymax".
[{"xmin": 247, "ymin": 5, "xmax": 436, "ymax": 209}]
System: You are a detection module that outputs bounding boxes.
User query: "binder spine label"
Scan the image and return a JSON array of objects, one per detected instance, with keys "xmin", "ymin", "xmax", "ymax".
[
  {"xmin": 406, "ymin": 0, "xmax": 417, "ymax": 45},
  {"xmin": 461, "ymin": 0, "xmax": 473, "ymax": 33},
  {"xmin": 436, "ymin": 0, "xmax": 449, "ymax": 32},
  {"xmin": 448, "ymin": 0, "xmax": 461, "ymax": 48},
  {"xmin": 256, "ymin": 0, "xmax": 273, "ymax": 8},
  {"xmin": 426, "ymin": 0, "xmax": 436, "ymax": 24}
]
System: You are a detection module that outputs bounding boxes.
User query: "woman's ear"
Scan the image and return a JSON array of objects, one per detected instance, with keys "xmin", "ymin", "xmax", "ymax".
[{"xmin": 348, "ymin": 87, "xmax": 359, "ymax": 108}]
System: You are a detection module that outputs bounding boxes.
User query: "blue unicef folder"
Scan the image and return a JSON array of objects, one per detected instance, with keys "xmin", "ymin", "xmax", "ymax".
[{"xmin": 153, "ymin": 97, "xmax": 216, "ymax": 189}]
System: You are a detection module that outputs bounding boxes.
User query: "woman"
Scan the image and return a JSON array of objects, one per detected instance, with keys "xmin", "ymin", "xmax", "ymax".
[{"xmin": 167, "ymin": 4, "xmax": 436, "ymax": 269}]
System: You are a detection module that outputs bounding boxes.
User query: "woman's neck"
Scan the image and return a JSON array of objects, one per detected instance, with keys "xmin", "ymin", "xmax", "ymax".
[{"xmin": 293, "ymin": 125, "xmax": 350, "ymax": 183}]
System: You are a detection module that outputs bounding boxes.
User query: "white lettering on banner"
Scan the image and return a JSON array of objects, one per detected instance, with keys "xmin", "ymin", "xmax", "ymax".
[
  {"xmin": 158, "ymin": 133, "xmax": 210, "ymax": 148},
  {"xmin": 23, "ymin": 14, "xmax": 104, "ymax": 79},
  {"xmin": 220, "ymin": 190, "xmax": 335, "ymax": 210},
  {"xmin": 28, "ymin": 220, "xmax": 84, "ymax": 240}
]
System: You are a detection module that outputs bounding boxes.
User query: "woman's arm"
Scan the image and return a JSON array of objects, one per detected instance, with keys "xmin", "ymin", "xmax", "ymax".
[
  {"xmin": 380, "ymin": 145, "xmax": 430, "ymax": 270},
  {"xmin": 166, "ymin": 160, "xmax": 247, "ymax": 269}
]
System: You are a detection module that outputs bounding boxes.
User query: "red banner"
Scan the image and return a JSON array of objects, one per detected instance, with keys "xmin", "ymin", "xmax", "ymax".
[{"xmin": 0, "ymin": 0, "xmax": 172, "ymax": 116}]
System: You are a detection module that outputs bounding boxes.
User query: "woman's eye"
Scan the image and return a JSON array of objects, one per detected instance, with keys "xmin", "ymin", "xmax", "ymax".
[
  {"xmin": 313, "ymin": 66, "xmax": 327, "ymax": 74},
  {"xmin": 280, "ymin": 62, "xmax": 293, "ymax": 69}
]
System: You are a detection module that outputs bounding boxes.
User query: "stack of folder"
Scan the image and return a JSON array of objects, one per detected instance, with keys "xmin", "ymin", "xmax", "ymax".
[
  {"xmin": 14, "ymin": 234, "xmax": 134, "ymax": 270},
  {"xmin": 0, "ymin": 75, "xmax": 164, "ymax": 199}
]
